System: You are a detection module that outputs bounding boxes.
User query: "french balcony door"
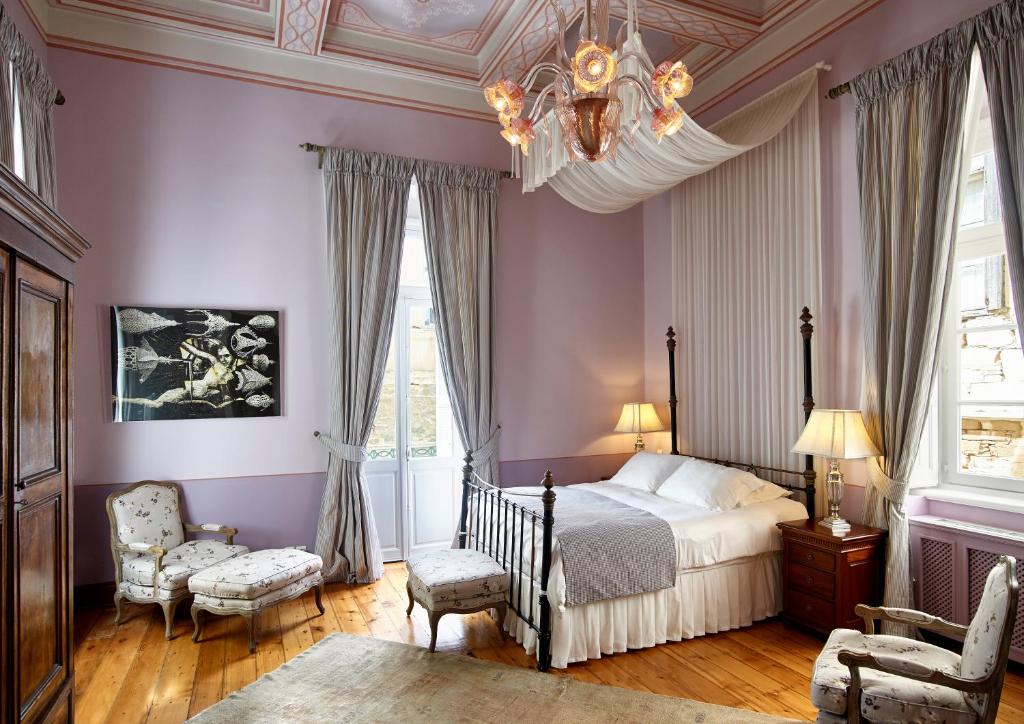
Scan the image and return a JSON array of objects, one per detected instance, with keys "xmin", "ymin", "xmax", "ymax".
[{"xmin": 365, "ymin": 290, "xmax": 464, "ymax": 562}]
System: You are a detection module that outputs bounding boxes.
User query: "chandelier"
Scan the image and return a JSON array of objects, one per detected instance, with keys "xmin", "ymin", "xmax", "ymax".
[{"xmin": 484, "ymin": 0, "xmax": 693, "ymax": 162}]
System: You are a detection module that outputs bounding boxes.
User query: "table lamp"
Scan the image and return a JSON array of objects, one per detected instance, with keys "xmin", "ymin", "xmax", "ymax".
[
  {"xmin": 791, "ymin": 409, "xmax": 880, "ymax": 534},
  {"xmin": 615, "ymin": 402, "xmax": 665, "ymax": 452}
]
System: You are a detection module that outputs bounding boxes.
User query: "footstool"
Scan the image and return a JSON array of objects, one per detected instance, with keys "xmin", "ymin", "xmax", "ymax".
[
  {"xmin": 405, "ymin": 549, "xmax": 509, "ymax": 652},
  {"xmin": 189, "ymin": 548, "xmax": 325, "ymax": 653}
]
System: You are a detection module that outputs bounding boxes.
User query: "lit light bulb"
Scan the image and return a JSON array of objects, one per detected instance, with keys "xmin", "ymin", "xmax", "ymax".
[
  {"xmin": 483, "ymin": 79, "xmax": 524, "ymax": 121},
  {"xmin": 573, "ymin": 41, "xmax": 617, "ymax": 93},
  {"xmin": 652, "ymin": 61, "xmax": 693, "ymax": 107},
  {"xmin": 651, "ymin": 105, "xmax": 684, "ymax": 141},
  {"xmin": 500, "ymin": 117, "xmax": 536, "ymax": 155}
]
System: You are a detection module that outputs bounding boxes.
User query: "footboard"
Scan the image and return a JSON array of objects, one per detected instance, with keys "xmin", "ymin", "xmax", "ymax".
[{"xmin": 456, "ymin": 452, "xmax": 556, "ymax": 671}]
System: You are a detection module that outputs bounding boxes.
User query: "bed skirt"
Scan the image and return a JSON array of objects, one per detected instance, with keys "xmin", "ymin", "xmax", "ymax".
[{"xmin": 503, "ymin": 551, "xmax": 782, "ymax": 669}]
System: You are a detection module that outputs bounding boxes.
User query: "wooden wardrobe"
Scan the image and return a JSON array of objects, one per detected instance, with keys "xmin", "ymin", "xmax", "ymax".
[{"xmin": 0, "ymin": 165, "xmax": 89, "ymax": 723}]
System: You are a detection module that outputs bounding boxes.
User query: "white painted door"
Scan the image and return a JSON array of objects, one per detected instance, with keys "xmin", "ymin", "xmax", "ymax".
[{"xmin": 363, "ymin": 234, "xmax": 464, "ymax": 562}]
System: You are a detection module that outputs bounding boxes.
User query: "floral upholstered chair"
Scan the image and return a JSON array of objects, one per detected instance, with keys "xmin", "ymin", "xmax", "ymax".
[
  {"xmin": 811, "ymin": 556, "xmax": 1019, "ymax": 724},
  {"xmin": 107, "ymin": 481, "xmax": 249, "ymax": 638}
]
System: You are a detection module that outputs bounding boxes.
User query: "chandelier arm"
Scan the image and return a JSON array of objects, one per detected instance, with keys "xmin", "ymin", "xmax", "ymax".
[
  {"xmin": 617, "ymin": 73, "xmax": 665, "ymax": 110},
  {"xmin": 521, "ymin": 62, "xmax": 569, "ymax": 95},
  {"xmin": 617, "ymin": 50, "xmax": 656, "ymax": 77},
  {"xmin": 526, "ymin": 82, "xmax": 558, "ymax": 122},
  {"xmin": 547, "ymin": 0, "xmax": 570, "ymax": 68}
]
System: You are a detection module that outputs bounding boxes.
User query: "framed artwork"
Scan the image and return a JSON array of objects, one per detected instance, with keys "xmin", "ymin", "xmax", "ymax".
[{"xmin": 111, "ymin": 306, "xmax": 281, "ymax": 422}]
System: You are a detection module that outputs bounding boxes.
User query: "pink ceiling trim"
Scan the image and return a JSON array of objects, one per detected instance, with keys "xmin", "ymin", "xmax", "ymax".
[
  {"xmin": 48, "ymin": 35, "xmax": 496, "ymax": 121},
  {"xmin": 319, "ymin": 42, "xmax": 479, "ymax": 80},
  {"xmin": 327, "ymin": 0, "xmax": 515, "ymax": 55},
  {"xmin": 276, "ymin": 0, "xmax": 331, "ymax": 54},
  {"xmin": 55, "ymin": 0, "xmax": 273, "ymax": 40}
]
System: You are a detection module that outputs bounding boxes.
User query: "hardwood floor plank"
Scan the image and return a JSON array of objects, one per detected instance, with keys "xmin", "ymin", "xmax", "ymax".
[
  {"xmin": 75, "ymin": 613, "xmax": 152, "ymax": 724},
  {"xmin": 103, "ymin": 611, "xmax": 171, "ymax": 724},
  {"xmin": 75, "ymin": 563, "xmax": 1024, "ymax": 724}
]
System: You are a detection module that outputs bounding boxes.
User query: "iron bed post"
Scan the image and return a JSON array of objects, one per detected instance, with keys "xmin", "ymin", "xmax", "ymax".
[
  {"xmin": 666, "ymin": 326, "xmax": 679, "ymax": 455},
  {"xmin": 537, "ymin": 471, "xmax": 556, "ymax": 671},
  {"xmin": 457, "ymin": 452, "xmax": 473, "ymax": 549},
  {"xmin": 800, "ymin": 307, "xmax": 817, "ymax": 517}
]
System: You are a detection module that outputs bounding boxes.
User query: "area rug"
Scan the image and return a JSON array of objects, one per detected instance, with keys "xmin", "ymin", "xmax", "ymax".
[{"xmin": 188, "ymin": 633, "xmax": 801, "ymax": 723}]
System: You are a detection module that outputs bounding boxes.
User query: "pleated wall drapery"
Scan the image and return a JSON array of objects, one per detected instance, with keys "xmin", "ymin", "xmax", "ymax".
[
  {"xmin": 414, "ymin": 160, "xmax": 502, "ymax": 486},
  {"xmin": 671, "ymin": 73, "xmax": 822, "ymax": 504},
  {"xmin": 975, "ymin": 0, "xmax": 1024, "ymax": 332},
  {"xmin": 523, "ymin": 36, "xmax": 827, "ymax": 214},
  {"xmin": 854, "ymin": 19, "xmax": 975, "ymax": 635},
  {"xmin": 0, "ymin": 4, "xmax": 57, "ymax": 205},
  {"xmin": 314, "ymin": 148, "xmax": 415, "ymax": 584}
]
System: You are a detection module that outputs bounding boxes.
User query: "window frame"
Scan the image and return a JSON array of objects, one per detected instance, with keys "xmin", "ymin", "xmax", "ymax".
[{"xmin": 938, "ymin": 225, "xmax": 1023, "ymax": 493}]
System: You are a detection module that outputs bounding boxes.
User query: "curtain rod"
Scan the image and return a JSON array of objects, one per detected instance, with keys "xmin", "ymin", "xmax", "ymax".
[
  {"xmin": 826, "ymin": 82, "xmax": 851, "ymax": 99},
  {"xmin": 300, "ymin": 142, "xmax": 513, "ymax": 177}
]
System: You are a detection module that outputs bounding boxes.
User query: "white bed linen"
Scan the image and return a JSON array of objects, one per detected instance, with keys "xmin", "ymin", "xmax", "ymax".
[{"xmin": 497, "ymin": 482, "xmax": 808, "ymax": 668}]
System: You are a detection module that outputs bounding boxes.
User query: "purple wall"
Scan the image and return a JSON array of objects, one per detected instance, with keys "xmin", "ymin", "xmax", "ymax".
[{"xmin": 49, "ymin": 50, "xmax": 645, "ymax": 584}]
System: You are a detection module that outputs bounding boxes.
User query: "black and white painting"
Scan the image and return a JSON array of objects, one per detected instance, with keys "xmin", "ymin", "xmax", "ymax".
[{"xmin": 111, "ymin": 306, "xmax": 281, "ymax": 422}]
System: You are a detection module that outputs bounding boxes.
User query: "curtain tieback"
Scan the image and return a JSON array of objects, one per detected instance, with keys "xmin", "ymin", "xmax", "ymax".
[
  {"xmin": 867, "ymin": 456, "xmax": 910, "ymax": 507},
  {"xmin": 470, "ymin": 427, "xmax": 501, "ymax": 467},
  {"xmin": 316, "ymin": 432, "xmax": 368, "ymax": 463}
]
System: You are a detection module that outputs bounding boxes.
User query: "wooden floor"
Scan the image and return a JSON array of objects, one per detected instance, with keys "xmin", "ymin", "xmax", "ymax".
[{"xmin": 74, "ymin": 562, "xmax": 1024, "ymax": 723}]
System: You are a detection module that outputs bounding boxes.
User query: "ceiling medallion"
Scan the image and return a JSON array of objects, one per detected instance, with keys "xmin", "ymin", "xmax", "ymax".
[
  {"xmin": 399, "ymin": 0, "xmax": 475, "ymax": 31},
  {"xmin": 484, "ymin": 0, "xmax": 693, "ymax": 161}
]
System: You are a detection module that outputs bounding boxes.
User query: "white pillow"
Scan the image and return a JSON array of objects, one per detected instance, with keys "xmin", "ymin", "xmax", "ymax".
[
  {"xmin": 608, "ymin": 452, "xmax": 689, "ymax": 492},
  {"xmin": 656, "ymin": 458, "xmax": 764, "ymax": 511},
  {"xmin": 739, "ymin": 481, "xmax": 792, "ymax": 507}
]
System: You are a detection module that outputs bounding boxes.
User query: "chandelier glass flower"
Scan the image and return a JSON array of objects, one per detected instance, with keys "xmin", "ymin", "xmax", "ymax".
[{"xmin": 484, "ymin": 0, "xmax": 693, "ymax": 161}]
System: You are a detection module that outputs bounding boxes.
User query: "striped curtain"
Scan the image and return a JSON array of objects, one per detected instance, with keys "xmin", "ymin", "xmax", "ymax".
[
  {"xmin": 976, "ymin": 0, "xmax": 1024, "ymax": 332},
  {"xmin": 314, "ymin": 148, "xmax": 414, "ymax": 584},
  {"xmin": 671, "ymin": 70, "xmax": 822, "ymax": 503},
  {"xmin": 0, "ymin": 4, "xmax": 57, "ymax": 204},
  {"xmin": 414, "ymin": 160, "xmax": 501, "ymax": 486},
  {"xmin": 854, "ymin": 18, "xmax": 975, "ymax": 635}
]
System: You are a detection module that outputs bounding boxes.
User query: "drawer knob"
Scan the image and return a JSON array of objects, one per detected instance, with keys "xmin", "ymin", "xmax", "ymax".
[
  {"xmin": 805, "ymin": 576, "xmax": 813, "ymax": 584},
  {"xmin": 806, "ymin": 553, "xmax": 814, "ymax": 561}
]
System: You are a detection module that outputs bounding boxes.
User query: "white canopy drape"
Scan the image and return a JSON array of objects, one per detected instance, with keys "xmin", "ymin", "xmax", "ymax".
[{"xmin": 522, "ymin": 36, "xmax": 827, "ymax": 214}]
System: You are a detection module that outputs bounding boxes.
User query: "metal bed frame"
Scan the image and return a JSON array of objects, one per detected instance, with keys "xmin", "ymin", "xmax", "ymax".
[{"xmin": 456, "ymin": 307, "xmax": 818, "ymax": 671}]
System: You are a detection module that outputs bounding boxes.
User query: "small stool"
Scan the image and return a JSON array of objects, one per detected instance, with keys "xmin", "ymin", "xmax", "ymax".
[
  {"xmin": 189, "ymin": 548, "xmax": 325, "ymax": 653},
  {"xmin": 405, "ymin": 549, "xmax": 509, "ymax": 652}
]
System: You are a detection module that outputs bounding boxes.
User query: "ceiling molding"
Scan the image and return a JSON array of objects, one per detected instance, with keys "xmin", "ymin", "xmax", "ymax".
[{"xmin": 23, "ymin": 0, "xmax": 885, "ymax": 121}]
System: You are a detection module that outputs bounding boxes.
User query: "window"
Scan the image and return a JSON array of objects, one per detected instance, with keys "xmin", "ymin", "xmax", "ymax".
[
  {"xmin": 932, "ymin": 59, "xmax": 1024, "ymax": 494},
  {"xmin": 9, "ymin": 62, "xmax": 24, "ymax": 180}
]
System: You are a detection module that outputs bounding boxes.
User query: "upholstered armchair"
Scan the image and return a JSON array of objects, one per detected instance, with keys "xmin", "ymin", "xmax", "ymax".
[
  {"xmin": 812, "ymin": 556, "xmax": 1019, "ymax": 724},
  {"xmin": 107, "ymin": 481, "xmax": 250, "ymax": 638}
]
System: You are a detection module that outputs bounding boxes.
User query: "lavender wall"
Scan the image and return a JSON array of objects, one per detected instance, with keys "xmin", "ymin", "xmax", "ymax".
[{"xmin": 50, "ymin": 50, "xmax": 644, "ymax": 584}]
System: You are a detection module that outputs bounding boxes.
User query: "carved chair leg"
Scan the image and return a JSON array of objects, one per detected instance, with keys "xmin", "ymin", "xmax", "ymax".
[
  {"xmin": 191, "ymin": 605, "xmax": 202, "ymax": 643},
  {"xmin": 314, "ymin": 582, "xmax": 325, "ymax": 616},
  {"xmin": 494, "ymin": 603, "xmax": 507, "ymax": 640},
  {"xmin": 406, "ymin": 584, "xmax": 415, "ymax": 616},
  {"xmin": 847, "ymin": 667, "xmax": 862, "ymax": 724},
  {"xmin": 113, "ymin": 591, "xmax": 126, "ymax": 626},
  {"xmin": 428, "ymin": 610, "xmax": 443, "ymax": 653},
  {"xmin": 161, "ymin": 598, "xmax": 182, "ymax": 640},
  {"xmin": 245, "ymin": 613, "xmax": 258, "ymax": 654}
]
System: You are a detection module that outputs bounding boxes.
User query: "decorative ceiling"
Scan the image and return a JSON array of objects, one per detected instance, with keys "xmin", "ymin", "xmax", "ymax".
[{"xmin": 24, "ymin": 0, "xmax": 883, "ymax": 118}]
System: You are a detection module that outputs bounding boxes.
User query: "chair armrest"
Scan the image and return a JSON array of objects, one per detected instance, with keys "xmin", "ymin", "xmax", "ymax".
[
  {"xmin": 855, "ymin": 604, "xmax": 969, "ymax": 637},
  {"xmin": 113, "ymin": 542, "xmax": 167, "ymax": 589},
  {"xmin": 185, "ymin": 522, "xmax": 238, "ymax": 545},
  {"xmin": 838, "ymin": 648, "xmax": 995, "ymax": 694}
]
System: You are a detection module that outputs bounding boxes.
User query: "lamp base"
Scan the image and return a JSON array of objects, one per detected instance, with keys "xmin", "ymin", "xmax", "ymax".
[
  {"xmin": 634, "ymin": 433, "xmax": 645, "ymax": 453},
  {"xmin": 818, "ymin": 515, "xmax": 852, "ymax": 535}
]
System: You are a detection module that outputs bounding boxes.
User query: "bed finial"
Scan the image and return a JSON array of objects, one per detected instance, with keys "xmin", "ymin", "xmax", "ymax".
[
  {"xmin": 666, "ymin": 326, "xmax": 679, "ymax": 455},
  {"xmin": 457, "ymin": 452, "xmax": 474, "ymax": 550},
  {"xmin": 665, "ymin": 326, "xmax": 676, "ymax": 351}
]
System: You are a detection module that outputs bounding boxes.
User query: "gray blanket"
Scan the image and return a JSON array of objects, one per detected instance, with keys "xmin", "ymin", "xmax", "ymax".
[{"xmin": 512, "ymin": 486, "xmax": 677, "ymax": 606}]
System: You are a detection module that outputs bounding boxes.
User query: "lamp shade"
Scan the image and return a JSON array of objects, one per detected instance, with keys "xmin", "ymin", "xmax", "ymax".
[
  {"xmin": 614, "ymin": 403, "xmax": 665, "ymax": 434},
  {"xmin": 791, "ymin": 409, "xmax": 880, "ymax": 460}
]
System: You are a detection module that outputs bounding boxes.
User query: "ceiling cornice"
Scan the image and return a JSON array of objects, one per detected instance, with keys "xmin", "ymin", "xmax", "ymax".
[{"xmin": 21, "ymin": 0, "xmax": 885, "ymax": 122}]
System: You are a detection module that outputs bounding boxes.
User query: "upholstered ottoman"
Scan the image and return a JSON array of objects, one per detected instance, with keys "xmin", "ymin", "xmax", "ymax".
[
  {"xmin": 189, "ymin": 548, "xmax": 325, "ymax": 653},
  {"xmin": 405, "ymin": 549, "xmax": 509, "ymax": 652}
]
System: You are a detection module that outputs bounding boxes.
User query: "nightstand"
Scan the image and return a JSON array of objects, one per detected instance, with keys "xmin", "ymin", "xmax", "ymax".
[{"xmin": 777, "ymin": 519, "xmax": 887, "ymax": 636}]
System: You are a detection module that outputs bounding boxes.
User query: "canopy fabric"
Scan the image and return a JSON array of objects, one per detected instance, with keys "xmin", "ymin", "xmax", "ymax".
[{"xmin": 522, "ymin": 37, "xmax": 826, "ymax": 214}]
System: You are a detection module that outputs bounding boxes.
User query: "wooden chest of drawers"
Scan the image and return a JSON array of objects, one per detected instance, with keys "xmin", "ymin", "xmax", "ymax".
[{"xmin": 777, "ymin": 519, "xmax": 887, "ymax": 636}]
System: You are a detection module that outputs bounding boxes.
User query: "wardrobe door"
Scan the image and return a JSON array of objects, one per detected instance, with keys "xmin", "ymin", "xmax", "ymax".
[
  {"xmin": 11, "ymin": 259, "xmax": 70, "ymax": 723},
  {"xmin": 0, "ymin": 248, "xmax": 10, "ymax": 724}
]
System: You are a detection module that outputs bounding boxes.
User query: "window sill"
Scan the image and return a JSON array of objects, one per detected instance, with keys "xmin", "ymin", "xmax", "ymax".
[{"xmin": 917, "ymin": 485, "xmax": 1024, "ymax": 516}]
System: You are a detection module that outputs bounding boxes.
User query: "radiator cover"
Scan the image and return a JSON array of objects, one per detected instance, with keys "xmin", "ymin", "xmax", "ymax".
[{"xmin": 910, "ymin": 515, "xmax": 1024, "ymax": 664}]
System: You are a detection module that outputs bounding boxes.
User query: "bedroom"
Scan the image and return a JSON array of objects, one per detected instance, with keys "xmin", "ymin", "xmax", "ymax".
[{"xmin": 0, "ymin": 0, "xmax": 1022, "ymax": 722}]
